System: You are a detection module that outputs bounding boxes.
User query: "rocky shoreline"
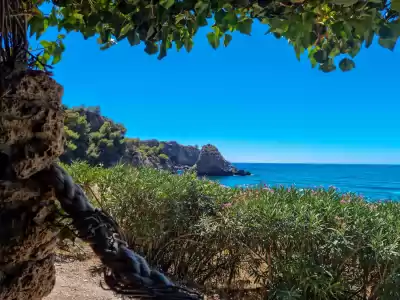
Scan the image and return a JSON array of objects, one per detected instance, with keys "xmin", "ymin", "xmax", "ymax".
[{"xmin": 124, "ymin": 140, "xmax": 251, "ymax": 177}]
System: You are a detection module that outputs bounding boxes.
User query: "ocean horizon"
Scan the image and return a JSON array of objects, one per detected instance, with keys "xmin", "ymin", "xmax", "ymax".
[{"xmin": 208, "ymin": 163, "xmax": 400, "ymax": 201}]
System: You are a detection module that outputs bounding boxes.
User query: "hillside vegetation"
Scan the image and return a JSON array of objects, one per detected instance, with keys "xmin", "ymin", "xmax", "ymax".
[
  {"xmin": 62, "ymin": 161, "xmax": 400, "ymax": 300},
  {"xmin": 61, "ymin": 105, "xmax": 187, "ymax": 168},
  {"xmin": 61, "ymin": 106, "xmax": 250, "ymax": 176}
]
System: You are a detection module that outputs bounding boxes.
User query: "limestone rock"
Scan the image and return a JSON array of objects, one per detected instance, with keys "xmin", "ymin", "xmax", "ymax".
[
  {"xmin": 161, "ymin": 141, "xmax": 200, "ymax": 166},
  {"xmin": 195, "ymin": 144, "xmax": 236, "ymax": 176},
  {"xmin": 0, "ymin": 178, "xmax": 58, "ymax": 300},
  {"xmin": 0, "ymin": 70, "xmax": 64, "ymax": 300},
  {"xmin": 0, "ymin": 70, "xmax": 65, "ymax": 179},
  {"xmin": 194, "ymin": 145, "xmax": 251, "ymax": 177}
]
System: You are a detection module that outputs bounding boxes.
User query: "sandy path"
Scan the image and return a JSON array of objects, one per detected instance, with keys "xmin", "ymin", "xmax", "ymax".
[{"xmin": 44, "ymin": 247, "xmax": 120, "ymax": 300}]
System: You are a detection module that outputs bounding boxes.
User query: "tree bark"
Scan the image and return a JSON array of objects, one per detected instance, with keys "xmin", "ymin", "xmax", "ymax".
[{"xmin": 0, "ymin": 69, "xmax": 65, "ymax": 299}]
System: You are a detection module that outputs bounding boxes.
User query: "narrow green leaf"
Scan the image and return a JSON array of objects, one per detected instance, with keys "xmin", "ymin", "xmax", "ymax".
[
  {"xmin": 127, "ymin": 31, "xmax": 141, "ymax": 46},
  {"xmin": 158, "ymin": 43, "xmax": 167, "ymax": 60},
  {"xmin": 160, "ymin": 0, "xmax": 175, "ymax": 9},
  {"xmin": 120, "ymin": 23, "xmax": 133, "ymax": 37},
  {"xmin": 195, "ymin": 1, "xmax": 209, "ymax": 14},
  {"xmin": 224, "ymin": 34, "xmax": 232, "ymax": 47},
  {"xmin": 364, "ymin": 29, "xmax": 374, "ymax": 48}
]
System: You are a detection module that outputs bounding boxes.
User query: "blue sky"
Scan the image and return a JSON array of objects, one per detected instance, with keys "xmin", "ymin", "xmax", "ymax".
[{"xmin": 37, "ymin": 20, "xmax": 400, "ymax": 164}]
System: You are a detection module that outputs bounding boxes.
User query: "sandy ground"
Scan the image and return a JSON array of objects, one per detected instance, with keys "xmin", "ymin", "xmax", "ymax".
[{"xmin": 44, "ymin": 245, "xmax": 121, "ymax": 300}]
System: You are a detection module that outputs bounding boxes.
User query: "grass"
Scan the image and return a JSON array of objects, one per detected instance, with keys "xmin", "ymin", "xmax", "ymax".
[{"xmin": 61, "ymin": 161, "xmax": 400, "ymax": 300}]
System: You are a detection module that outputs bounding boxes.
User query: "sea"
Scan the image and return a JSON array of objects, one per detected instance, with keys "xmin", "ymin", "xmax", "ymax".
[{"xmin": 208, "ymin": 163, "xmax": 400, "ymax": 202}]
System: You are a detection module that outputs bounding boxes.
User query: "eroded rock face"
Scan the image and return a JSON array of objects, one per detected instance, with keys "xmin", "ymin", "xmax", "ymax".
[
  {"xmin": 195, "ymin": 144, "xmax": 236, "ymax": 176},
  {"xmin": 162, "ymin": 142, "xmax": 200, "ymax": 167},
  {"xmin": 0, "ymin": 70, "xmax": 65, "ymax": 179},
  {"xmin": 0, "ymin": 70, "xmax": 64, "ymax": 300},
  {"xmin": 194, "ymin": 145, "xmax": 251, "ymax": 177},
  {"xmin": 0, "ymin": 169, "xmax": 59, "ymax": 300}
]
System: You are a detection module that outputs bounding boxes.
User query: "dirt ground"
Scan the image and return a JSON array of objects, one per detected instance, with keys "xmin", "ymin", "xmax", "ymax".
[{"xmin": 44, "ymin": 245, "xmax": 121, "ymax": 300}]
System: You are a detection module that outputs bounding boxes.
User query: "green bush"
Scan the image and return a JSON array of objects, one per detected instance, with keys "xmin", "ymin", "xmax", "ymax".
[
  {"xmin": 158, "ymin": 153, "xmax": 169, "ymax": 162},
  {"xmin": 63, "ymin": 162, "xmax": 400, "ymax": 299}
]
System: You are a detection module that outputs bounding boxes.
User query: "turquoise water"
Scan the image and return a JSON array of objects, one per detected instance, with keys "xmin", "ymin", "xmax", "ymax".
[{"xmin": 208, "ymin": 163, "xmax": 400, "ymax": 201}]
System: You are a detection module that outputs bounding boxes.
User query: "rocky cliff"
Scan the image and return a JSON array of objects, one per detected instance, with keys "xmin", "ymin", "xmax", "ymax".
[
  {"xmin": 124, "ymin": 140, "xmax": 250, "ymax": 176},
  {"xmin": 62, "ymin": 106, "xmax": 250, "ymax": 176},
  {"xmin": 162, "ymin": 141, "xmax": 200, "ymax": 167}
]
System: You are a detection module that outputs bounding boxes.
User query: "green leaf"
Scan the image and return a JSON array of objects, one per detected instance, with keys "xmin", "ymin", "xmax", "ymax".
[
  {"xmin": 127, "ymin": 31, "xmax": 141, "ymax": 46},
  {"xmin": 392, "ymin": 0, "xmax": 400, "ymax": 12},
  {"xmin": 120, "ymin": 23, "xmax": 133, "ymax": 37},
  {"xmin": 313, "ymin": 49, "xmax": 328, "ymax": 63},
  {"xmin": 184, "ymin": 38, "xmax": 194, "ymax": 52},
  {"xmin": 224, "ymin": 34, "xmax": 232, "ymax": 47},
  {"xmin": 40, "ymin": 40, "xmax": 52, "ymax": 48},
  {"xmin": 329, "ymin": 47, "xmax": 340, "ymax": 57},
  {"xmin": 339, "ymin": 58, "xmax": 355, "ymax": 72},
  {"xmin": 378, "ymin": 38, "xmax": 397, "ymax": 51},
  {"xmin": 52, "ymin": 53, "xmax": 62, "ymax": 65},
  {"xmin": 224, "ymin": 11, "xmax": 238, "ymax": 26},
  {"xmin": 160, "ymin": 0, "xmax": 175, "ymax": 9},
  {"xmin": 195, "ymin": 1, "xmax": 209, "ymax": 14},
  {"xmin": 328, "ymin": 0, "xmax": 358, "ymax": 6},
  {"xmin": 49, "ymin": 7, "xmax": 59, "ymax": 26},
  {"xmin": 175, "ymin": 40, "xmax": 183, "ymax": 51},
  {"xmin": 146, "ymin": 26, "xmax": 156, "ymax": 40},
  {"xmin": 237, "ymin": 19, "xmax": 252, "ymax": 35},
  {"xmin": 175, "ymin": 14, "xmax": 186, "ymax": 24},
  {"xmin": 379, "ymin": 25, "xmax": 395, "ymax": 39},
  {"xmin": 29, "ymin": 16, "xmax": 47, "ymax": 39},
  {"xmin": 144, "ymin": 42, "xmax": 159, "ymax": 55},
  {"xmin": 158, "ymin": 43, "xmax": 167, "ymax": 60},
  {"xmin": 364, "ymin": 29, "xmax": 374, "ymax": 48},
  {"xmin": 207, "ymin": 32, "xmax": 220, "ymax": 49},
  {"xmin": 319, "ymin": 61, "xmax": 336, "ymax": 73}
]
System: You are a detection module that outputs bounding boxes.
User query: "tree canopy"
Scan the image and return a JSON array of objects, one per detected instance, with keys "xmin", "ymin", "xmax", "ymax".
[
  {"xmin": 24, "ymin": 0, "xmax": 400, "ymax": 72},
  {"xmin": 62, "ymin": 105, "xmax": 127, "ymax": 166}
]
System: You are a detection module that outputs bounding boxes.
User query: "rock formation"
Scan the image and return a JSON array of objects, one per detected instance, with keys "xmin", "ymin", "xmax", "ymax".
[
  {"xmin": 161, "ymin": 141, "xmax": 200, "ymax": 166},
  {"xmin": 194, "ymin": 144, "xmax": 250, "ymax": 176},
  {"xmin": 61, "ymin": 106, "xmax": 250, "ymax": 176}
]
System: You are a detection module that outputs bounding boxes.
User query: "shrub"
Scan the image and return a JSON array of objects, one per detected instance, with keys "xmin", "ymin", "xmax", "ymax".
[
  {"xmin": 158, "ymin": 153, "xmax": 169, "ymax": 162},
  {"xmin": 63, "ymin": 162, "xmax": 400, "ymax": 299}
]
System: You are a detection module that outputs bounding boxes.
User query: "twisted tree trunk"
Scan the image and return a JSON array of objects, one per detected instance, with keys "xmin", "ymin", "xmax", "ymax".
[{"xmin": 0, "ymin": 69, "xmax": 65, "ymax": 299}]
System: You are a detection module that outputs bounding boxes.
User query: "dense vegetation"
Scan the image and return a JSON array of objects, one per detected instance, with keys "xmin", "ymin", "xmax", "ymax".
[
  {"xmin": 28, "ymin": 0, "xmax": 399, "ymax": 73},
  {"xmin": 61, "ymin": 105, "xmax": 168, "ymax": 166},
  {"xmin": 63, "ymin": 161, "xmax": 400, "ymax": 300}
]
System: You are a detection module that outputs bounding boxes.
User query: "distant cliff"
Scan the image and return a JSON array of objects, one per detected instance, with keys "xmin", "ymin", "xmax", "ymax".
[{"xmin": 62, "ymin": 106, "xmax": 250, "ymax": 176}]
